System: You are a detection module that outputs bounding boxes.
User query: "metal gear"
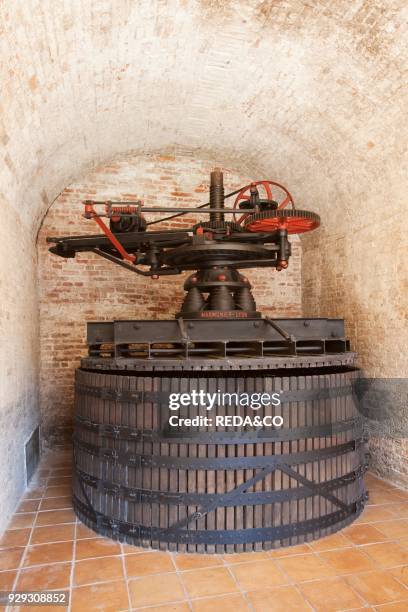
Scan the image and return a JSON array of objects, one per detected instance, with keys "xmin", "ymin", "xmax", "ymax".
[{"xmin": 244, "ymin": 209, "xmax": 320, "ymax": 234}]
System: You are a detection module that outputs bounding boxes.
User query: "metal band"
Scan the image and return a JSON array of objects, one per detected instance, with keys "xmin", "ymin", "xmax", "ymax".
[
  {"xmin": 75, "ymin": 382, "xmax": 355, "ymax": 405},
  {"xmin": 73, "ymin": 493, "xmax": 365, "ymax": 545},
  {"xmin": 75, "ymin": 384, "xmax": 167, "ymax": 403},
  {"xmin": 81, "ymin": 353, "xmax": 356, "ymax": 372},
  {"xmin": 73, "ymin": 436, "xmax": 362, "ymax": 470},
  {"xmin": 74, "ymin": 414, "xmax": 362, "ymax": 444},
  {"xmin": 75, "ymin": 465, "xmax": 364, "ymax": 507}
]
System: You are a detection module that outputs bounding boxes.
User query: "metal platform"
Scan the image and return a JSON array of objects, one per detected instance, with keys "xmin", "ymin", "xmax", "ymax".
[{"xmin": 85, "ymin": 317, "xmax": 351, "ymax": 365}]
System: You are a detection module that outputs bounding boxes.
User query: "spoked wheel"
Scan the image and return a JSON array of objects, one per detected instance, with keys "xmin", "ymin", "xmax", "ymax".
[{"xmin": 233, "ymin": 180, "xmax": 295, "ymax": 225}]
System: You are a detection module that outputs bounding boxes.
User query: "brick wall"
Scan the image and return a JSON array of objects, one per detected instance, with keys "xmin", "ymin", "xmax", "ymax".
[
  {"xmin": 38, "ymin": 154, "xmax": 302, "ymax": 444},
  {"xmin": 302, "ymin": 215, "xmax": 408, "ymax": 486}
]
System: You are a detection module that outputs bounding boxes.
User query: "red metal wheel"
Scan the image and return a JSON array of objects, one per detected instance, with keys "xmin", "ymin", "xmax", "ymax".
[
  {"xmin": 233, "ymin": 180, "xmax": 295, "ymax": 225},
  {"xmin": 244, "ymin": 209, "xmax": 320, "ymax": 234}
]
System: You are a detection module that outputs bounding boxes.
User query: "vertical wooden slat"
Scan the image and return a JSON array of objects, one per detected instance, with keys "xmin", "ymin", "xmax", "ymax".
[
  {"xmin": 243, "ymin": 375, "xmax": 254, "ymax": 552},
  {"xmin": 281, "ymin": 375, "xmax": 290, "ymax": 548},
  {"xmin": 151, "ymin": 375, "xmax": 161, "ymax": 551},
  {"xmin": 215, "ymin": 374, "xmax": 226, "ymax": 555},
  {"xmin": 205, "ymin": 374, "xmax": 216, "ymax": 554},
  {"xmin": 176, "ymin": 374, "xmax": 188, "ymax": 553}
]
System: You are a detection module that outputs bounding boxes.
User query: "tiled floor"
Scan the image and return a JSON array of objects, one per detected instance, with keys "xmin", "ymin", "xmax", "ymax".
[{"xmin": 1, "ymin": 449, "xmax": 408, "ymax": 611}]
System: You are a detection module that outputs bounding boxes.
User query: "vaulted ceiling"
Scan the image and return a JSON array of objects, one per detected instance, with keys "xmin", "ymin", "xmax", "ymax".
[{"xmin": 1, "ymin": 0, "xmax": 406, "ymax": 234}]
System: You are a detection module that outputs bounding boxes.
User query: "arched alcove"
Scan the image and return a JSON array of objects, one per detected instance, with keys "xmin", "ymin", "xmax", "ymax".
[{"xmin": 0, "ymin": 0, "xmax": 406, "ymax": 533}]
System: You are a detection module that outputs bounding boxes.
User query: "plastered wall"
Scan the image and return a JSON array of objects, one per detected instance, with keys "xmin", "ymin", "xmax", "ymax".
[
  {"xmin": 37, "ymin": 154, "xmax": 302, "ymax": 445},
  {"xmin": 0, "ymin": 198, "xmax": 40, "ymax": 533}
]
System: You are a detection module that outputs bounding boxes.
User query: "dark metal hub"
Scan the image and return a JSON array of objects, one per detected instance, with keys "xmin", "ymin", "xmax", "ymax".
[{"xmin": 178, "ymin": 267, "xmax": 259, "ymax": 318}]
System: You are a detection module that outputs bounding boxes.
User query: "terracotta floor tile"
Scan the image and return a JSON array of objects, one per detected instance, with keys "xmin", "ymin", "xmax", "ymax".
[
  {"xmin": 0, "ymin": 528, "xmax": 31, "ymax": 548},
  {"xmin": 276, "ymin": 553, "xmax": 336, "ymax": 583},
  {"xmin": 181, "ymin": 566, "xmax": 239, "ymax": 598},
  {"xmin": 393, "ymin": 490, "xmax": 408, "ymax": 502},
  {"xmin": 223, "ymin": 551, "xmax": 269, "ymax": 564},
  {"xmin": 24, "ymin": 541, "xmax": 73, "ymax": 566},
  {"xmin": 126, "ymin": 551, "xmax": 174, "ymax": 576},
  {"xmin": 51, "ymin": 468, "xmax": 72, "ymax": 476},
  {"xmin": 388, "ymin": 566, "xmax": 408, "ymax": 587},
  {"xmin": 44, "ymin": 485, "xmax": 72, "ymax": 497},
  {"xmin": 319, "ymin": 547, "xmax": 376, "ymax": 574},
  {"xmin": 71, "ymin": 579, "xmax": 129, "ymax": 612},
  {"xmin": 35, "ymin": 509, "xmax": 76, "ymax": 526},
  {"xmin": 76, "ymin": 523, "xmax": 97, "ymax": 539},
  {"xmin": 362, "ymin": 542, "xmax": 408, "ymax": 568},
  {"xmin": 246, "ymin": 585, "xmax": 310, "ymax": 611},
  {"xmin": 0, "ymin": 547, "xmax": 24, "ymax": 571},
  {"xmin": 40, "ymin": 496, "xmax": 72, "ymax": 510},
  {"xmin": 75, "ymin": 537, "xmax": 121, "ymax": 560},
  {"xmin": 121, "ymin": 542, "xmax": 147, "ymax": 553},
  {"xmin": 74, "ymin": 555, "xmax": 123, "ymax": 586},
  {"xmin": 17, "ymin": 562, "xmax": 71, "ymax": 590},
  {"xmin": 397, "ymin": 538, "xmax": 408, "ymax": 551},
  {"xmin": 5, "ymin": 601, "xmax": 68, "ymax": 612},
  {"xmin": 299, "ymin": 576, "xmax": 364, "ymax": 611},
  {"xmin": 367, "ymin": 483, "xmax": 397, "ymax": 494},
  {"xmin": 344, "ymin": 524, "xmax": 388, "ymax": 545},
  {"xmin": 128, "ymin": 573, "xmax": 185, "ymax": 607},
  {"xmin": 139, "ymin": 605, "xmax": 190, "ymax": 612},
  {"xmin": 7, "ymin": 513, "xmax": 36, "ymax": 530},
  {"xmin": 268, "ymin": 543, "xmax": 311, "ymax": 558},
  {"xmin": 47, "ymin": 459, "xmax": 72, "ymax": 469},
  {"xmin": 388, "ymin": 503, "xmax": 408, "ymax": 518},
  {"xmin": 308, "ymin": 532, "xmax": 352, "ymax": 551},
  {"xmin": 375, "ymin": 520, "xmax": 408, "ymax": 539},
  {"xmin": 230, "ymin": 559, "xmax": 288, "ymax": 591},
  {"xmin": 192, "ymin": 593, "xmax": 249, "ymax": 612},
  {"xmin": 173, "ymin": 552, "xmax": 223, "ymax": 570},
  {"xmin": 355, "ymin": 506, "xmax": 396, "ymax": 523},
  {"xmin": 346, "ymin": 570, "xmax": 408, "ymax": 605},
  {"xmin": 373, "ymin": 602, "xmax": 408, "ymax": 611},
  {"xmin": 30, "ymin": 524, "xmax": 75, "ymax": 545},
  {"xmin": 368, "ymin": 491, "xmax": 404, "ymax": 505},
  {"xmin": 28, "ymin": 477, "xmax": 47, "ymax": 487},
  {"xmin": 0, "ymin": 570, "xmax": 17, "ymax": 590},
  {"xmin": 17, "ymin": 500, "xmax": 41, "ymax": 513},
  {"xmin": 23, "ymin": 487, "xmax": 45, "ymax": 500},
  {"xmin": 47, "ymin": 476, "xmax": 72, "ymax": 486}
]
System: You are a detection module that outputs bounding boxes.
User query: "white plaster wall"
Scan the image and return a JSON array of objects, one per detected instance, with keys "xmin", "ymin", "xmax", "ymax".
[{"xmin": 0, "ymin": 197, "xmax": 39, "ymax": 532}]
